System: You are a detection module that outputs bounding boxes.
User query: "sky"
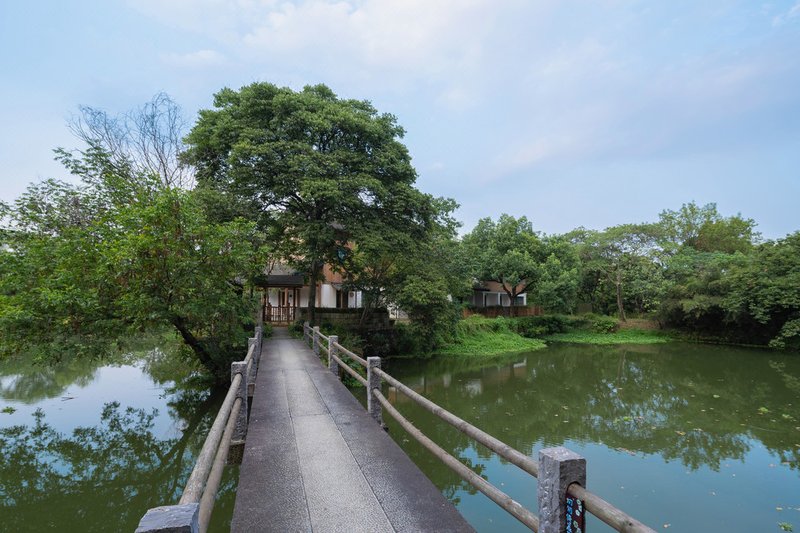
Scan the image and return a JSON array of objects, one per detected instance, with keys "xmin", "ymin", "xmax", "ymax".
[{"xmin": 1, "ymin": 0, "xmax": 799, "ymax": 238}]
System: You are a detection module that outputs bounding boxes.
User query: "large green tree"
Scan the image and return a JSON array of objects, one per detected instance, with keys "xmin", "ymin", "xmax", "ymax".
[
  {"xmin": 656, "ymin": 202, "xmax": 759, "ymax": 335},
  {"xmin": 658, "ymin": 201, "xmax": 757, "ymax": 254},
  {"xmin": 0, "ymin": 96, "xmax": 263, "ymax": 379},
  {"xmin": 331, "ymin": 196, "xmax": 464, "ymax": 328},
  {"xmin": 568, "ymin": 224, "xmax": 661, "ymax": 321},
  {"xmin": 183, "ymin": 82, "xmax": 441, "ymax": 324},
  {"xmin": 531, "ymin": 235, "xmax": 580, "ymax": 314},
  {"xmin": 462, "ymin": 215, "xmax": 545, "ymax": 316},
  {"xmin": 723, "ymin": 232, "xmax": 800, "ymax": 348}
]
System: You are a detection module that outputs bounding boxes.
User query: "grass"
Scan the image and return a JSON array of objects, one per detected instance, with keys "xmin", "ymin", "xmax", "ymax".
[
  {"xmin": 435, "ymin": 315, "xmax": 673, "ymax": 355},
  {"xmin": 436, "ymin": 316, "xmax": 547, "ymax": 356},
  {"xmin": 544, "ymin": 328, "xmax": 672, "ymax": 345}
]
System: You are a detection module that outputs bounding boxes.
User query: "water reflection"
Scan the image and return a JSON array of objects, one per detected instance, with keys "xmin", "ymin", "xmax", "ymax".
[
  {"xmin": 0, "ymin": 337, "xmax": 237, "ymax": 532},
  {"xmin": 0, "ymin": 356, "xmax": 99, "ymax": 403},
  {"xmin": 383, "ymin": 343, "xmax": 800, "ymax": 531}
]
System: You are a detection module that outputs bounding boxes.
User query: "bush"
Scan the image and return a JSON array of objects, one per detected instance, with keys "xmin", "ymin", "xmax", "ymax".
[
  {"xmin": 455, "ymin": 316, "xmax": 511, "ymax": 338},
  {"xmin": 391, "ymin": 323, "xmax": 424, "ymax": 356},
  {"xmin": 288, "ymin": 320, "xmax": 304, "ymax": 337},
  {"xmin": 589, "ymin": 315, "xmax": 619, "ymax": 333},
  {"xmin": 513, "ymin": 315, "xmax": 573, "ymax": 337},
  {"xmin": 261, "ymin": 322, "xmax": 273, "ymax": 338}
]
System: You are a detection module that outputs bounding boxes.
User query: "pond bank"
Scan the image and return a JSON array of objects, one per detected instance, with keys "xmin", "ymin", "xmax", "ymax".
[{"xmin": 435, "ymin": 315, "xmax": 672, "ymax": 357}]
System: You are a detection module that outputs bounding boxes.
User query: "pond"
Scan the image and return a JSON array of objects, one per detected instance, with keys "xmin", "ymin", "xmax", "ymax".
[
  {"xmin": 0, "ymin": 338, "xmax": 237, "ymax": 532},
  {"xmin": 379, "ymin": 342, "xmax": 800, "ymax": 532}
]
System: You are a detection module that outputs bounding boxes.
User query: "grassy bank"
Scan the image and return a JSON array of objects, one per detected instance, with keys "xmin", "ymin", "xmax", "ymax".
[
  {"xmin": 436, "ymin": 329, "xmax": 547, "ymax": 356},
  {"xmin": 436, "ymin": 314, "xmax": 675, "ymax": 356},
  {"xmin": 544, "ymin": 329, "xmax": 671, "ymax": 344},
  {"xmin": 435, "ymin": 316, "xmax": 547, "ymax": 356}
]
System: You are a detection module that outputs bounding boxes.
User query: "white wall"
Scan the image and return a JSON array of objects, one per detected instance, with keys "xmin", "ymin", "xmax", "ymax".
[
  {"xmin": 319, "ymin": 283, "xmax": 337, "ymax": 308},
  {"xmin": 300, "ymin": 286, "xmax": 310, "ymax": 306}
]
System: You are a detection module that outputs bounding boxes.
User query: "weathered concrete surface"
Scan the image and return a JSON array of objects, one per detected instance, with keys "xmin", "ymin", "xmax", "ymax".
[
  {"xmin": 135, "ymin": 503, "xmax": 199, "ymax": 533},
  {"xmin": 232, "ymin": 328, "xmax": 474, "ymax": 533},
  {"xmin": 538, "ymin": 447, "xmax": 587, "ymax": 533}
]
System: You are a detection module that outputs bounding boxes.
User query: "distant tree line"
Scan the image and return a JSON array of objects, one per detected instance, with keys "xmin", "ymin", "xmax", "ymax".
[{"xmin": 460, "ymin": 204, "xmax": 799, "ymax": 350}]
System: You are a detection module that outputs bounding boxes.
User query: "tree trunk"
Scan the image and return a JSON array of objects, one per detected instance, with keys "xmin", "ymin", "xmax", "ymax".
[
  {"xmin": 307, "ymin": 259, "xmax": 319, "ymax": 324},
  {"xmin": 171, "ymin": 316, "xmax": 220, "ymax": 378},
  {"xmin": 615, "ymin": 269, "xmax": 627, "ymax": 322},
  {"xmin": 501, "ymin": 282, "xmax": 516, "ymax": 317}
]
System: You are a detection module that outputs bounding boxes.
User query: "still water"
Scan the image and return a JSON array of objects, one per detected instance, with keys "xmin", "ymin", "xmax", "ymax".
[
  {"xmin": 381, "ymin": 342, "xmax": 800, "ymax": 532},
  {"xmin": 0, "ymin": 342, "xmax": 237, "ymax": 532}
]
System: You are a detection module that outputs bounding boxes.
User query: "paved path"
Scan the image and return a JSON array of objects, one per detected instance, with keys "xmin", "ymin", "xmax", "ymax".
[{"xmin": 231, "ymin": 328, "xmax": 474, "ymax": 533}]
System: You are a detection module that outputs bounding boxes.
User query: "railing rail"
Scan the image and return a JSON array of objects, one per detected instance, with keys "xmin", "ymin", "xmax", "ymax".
[
  {"xmin": 135, "ymin": 323, "xmax": 263, "ymax": 533},
  {"xmin": 372, "ymin": 389, "xmax": 540, "ymax": 530},
  {"xmin": 303, "ymin": 321, "xmax": 655, "ymax": 533}
]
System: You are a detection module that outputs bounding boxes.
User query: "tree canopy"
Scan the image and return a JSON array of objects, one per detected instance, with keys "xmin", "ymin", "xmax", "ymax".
[
  {"xmin": 462, "ymin": 215, "xmax": 544, "ymax": 315},
  {"xmin": 183, "ymin": 82, "xmax": 456, "ymax": 325},
  {"xmin": 0, "ymin": 97, "xmax": 262, "ymax": 379}
]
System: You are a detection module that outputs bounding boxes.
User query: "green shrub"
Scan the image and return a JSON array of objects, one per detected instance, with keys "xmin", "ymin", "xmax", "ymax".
[
  {"xmin": 386, "ymin": 323, "xmax": 423, "ymax": 356},
  {"xmin": 513, "ymin": 315, "xmax": 572, "ymax": 337},
  {"xmin": 261, "ymin": 322, "xmax": 273, "ymax": 338},
  {"xmin": 288, "ymin": 320, "xmax": 304, "ymax": 337},
  {"xmin": 589, "ymin": 315, "xmax": 619, "ymax": 333}
]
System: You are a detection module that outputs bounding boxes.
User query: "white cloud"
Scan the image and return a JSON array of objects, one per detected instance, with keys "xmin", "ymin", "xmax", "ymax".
[
  {"xmin": 128, "ymin": 0, "xmax": 800, "ymax": 184},
  {"xmin": 773, "ymin": 1, "xmax": 800, "ymax": 26},
  {"xmin": 161, "ymin": 49, "xmax": 228, "ymax": 69}
]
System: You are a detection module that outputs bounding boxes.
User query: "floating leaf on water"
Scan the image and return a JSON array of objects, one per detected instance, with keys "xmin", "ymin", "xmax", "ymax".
[
  {"xmin": 1, "ymin": 406, "xmax": 16, "ymax": 414},
  {"xmin": 758, "ymin": 407, "xmax": 771, "ymax": 415},
  {"xmin": 713, "ymin": 394, "xmax": 720, "ymax": 398},
  {"xmin": 676, "ymin": 430, "xmax": 686, "ymax": 436}
]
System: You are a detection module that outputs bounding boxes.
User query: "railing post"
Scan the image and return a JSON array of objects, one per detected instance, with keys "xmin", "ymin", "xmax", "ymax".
[
  {"xmin": 247, "ymin": 337, "xmax": 257, "ymax": 397},
  {"xmin": 538, "ymin": 447, "xmax": 587, "ymax": 533},
  {"xmin": 367, "ymin": 356, "xmax": 383, "ymax": 426},
  {"xmin": 254, "ymin": 325, "xmax": 263, "ymax": 366},
  {"xmin": 304, "ymin": 321, "xmax": 310, "ymax": 343},
  {"xmin": 328, "ymin": 335, "xmax": 339, "ymax": 376},
  {"xmin": 229, "ymin": 361, "xmax": 249, "ymax": 464},
  {"xmin": 135, "ymin": 503, "xmax": 200, "ymax": 533},
  {"xmin": 313, "ymin": 326, "xmax": 320, "ymax": 358}
]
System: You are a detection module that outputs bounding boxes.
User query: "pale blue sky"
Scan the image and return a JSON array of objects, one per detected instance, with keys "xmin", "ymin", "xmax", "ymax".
[{"xmin": 1, "ymin": 1, "xmax": 799, "ymax": 237}]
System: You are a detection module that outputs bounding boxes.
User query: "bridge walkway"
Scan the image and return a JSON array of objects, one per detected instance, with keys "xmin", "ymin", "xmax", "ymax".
[{"xmin": 231, "ymin": 328, "xmax": 474, "ymax": 533}]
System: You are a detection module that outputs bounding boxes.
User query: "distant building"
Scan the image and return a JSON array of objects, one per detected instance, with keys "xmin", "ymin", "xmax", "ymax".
[{"xmin": 258, "ymin": 263, "xmax": 363, "ymax": 324}]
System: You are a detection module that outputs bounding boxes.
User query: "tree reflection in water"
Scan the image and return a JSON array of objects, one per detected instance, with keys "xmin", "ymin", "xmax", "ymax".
[
  {"xmin": 0, "ymin": 334, "xmax": 237, "ymax": 532},
  {"xmin": 383, "ymin": 342, "xmax": 800, "ymax": 517},
  {"xmin": 0, "ymin": 400, "xmax": 236, "ymax": 532}
]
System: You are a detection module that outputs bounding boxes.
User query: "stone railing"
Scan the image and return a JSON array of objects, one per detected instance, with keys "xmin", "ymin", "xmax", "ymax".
[{"xmin": 134, "ymin": 325, "xmax": 263, "ymax": 533}]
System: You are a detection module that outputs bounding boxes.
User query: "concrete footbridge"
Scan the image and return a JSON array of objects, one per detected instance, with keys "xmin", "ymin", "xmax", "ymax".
[{"xmin": 136, "ymin": 324, "xmax": 655, "ymax": 533}]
